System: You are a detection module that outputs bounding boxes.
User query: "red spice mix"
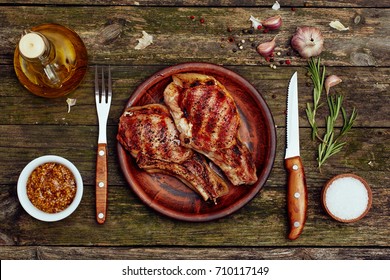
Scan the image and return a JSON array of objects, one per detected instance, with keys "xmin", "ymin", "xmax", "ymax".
[{"xmin": 26, "ymin": 162, "xmax": 77, "ymax": 213}]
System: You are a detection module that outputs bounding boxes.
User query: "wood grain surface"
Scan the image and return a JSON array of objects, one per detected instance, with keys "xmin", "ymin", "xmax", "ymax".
[{"xmin": 0, "ymin": 1, "xmax": 389, "ymax": 260}]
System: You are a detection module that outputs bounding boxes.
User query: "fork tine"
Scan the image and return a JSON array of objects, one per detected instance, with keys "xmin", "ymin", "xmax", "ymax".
[
  {"xmin": 94, "ymin": 65, "xmax": 99, "ymax": 99},
  {"xmin": 101, "ymin": 67, "xmax": 106, "ymax": 103},
  {"xmin": 107, "ymin": 66, "xmax": 112, "ymax": 101}
]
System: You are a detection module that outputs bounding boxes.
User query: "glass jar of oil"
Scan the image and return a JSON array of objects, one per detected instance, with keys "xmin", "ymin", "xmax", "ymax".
[{"xmin": 14, "ymin": 23, "xmax": 88, "ymax": 98}]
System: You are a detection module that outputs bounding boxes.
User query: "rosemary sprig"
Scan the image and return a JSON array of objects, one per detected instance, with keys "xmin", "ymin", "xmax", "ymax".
[
  {"xmin": 305, "ymin": 57, "xmax": 325, "ymax": 140},
  {"xmin": 305, "ymin": 58, "xmax": 357, "ymax": 169}
]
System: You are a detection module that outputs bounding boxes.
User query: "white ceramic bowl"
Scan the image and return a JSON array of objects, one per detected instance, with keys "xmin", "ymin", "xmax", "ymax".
[{"xmin": 17, "ymin": 155, "xmax": 83, "ymax": 222}]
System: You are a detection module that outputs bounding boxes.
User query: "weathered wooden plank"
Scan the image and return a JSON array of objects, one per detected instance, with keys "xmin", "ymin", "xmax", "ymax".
[
  {"xmin": 0, "ymin": 0, "xmax": 389, "ymax": 8},
  {"xmin": 0, "ymin": 125, "xmax": 388, "ymax": 184},
  {"xmin": 1, "ymin": 181, "xmax": 389, "ymax": 247},
  {"xmin": 0, "ymin": 65, "xmax": 389, "ymax": 128},
  {"xmin": 0, "ymin": 246, "xmax": 389, "ymax": 260},
  {"xmin": 1, "ymin": 7, "xmax": 389, "ymax": 66},
  {"xmin": 0, "ymin": 124, "xmax": 388, "ymax": 247}
]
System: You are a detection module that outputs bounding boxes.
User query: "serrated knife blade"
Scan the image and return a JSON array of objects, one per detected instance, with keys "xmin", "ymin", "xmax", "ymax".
[
  {"xmin": 285, "ymin": 71, "xmax": 308, "ymax": 240},
  {"xmin": 286, "ymin": 72, "xmax": 300, "ymax": 159}
]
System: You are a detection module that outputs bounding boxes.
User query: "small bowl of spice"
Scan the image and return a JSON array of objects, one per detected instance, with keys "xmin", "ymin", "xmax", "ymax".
[
  {"xmin": 322, "ymin": 174, "xmax": 372, "ymax": 223},
  {"xmin": 17, "ymin": 155, "xmax": 83, "ymax": 222}
]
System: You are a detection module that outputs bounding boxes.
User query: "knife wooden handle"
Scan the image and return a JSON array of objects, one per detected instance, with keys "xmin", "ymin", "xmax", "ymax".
[
  {"xmin": 96, "ymin": 143, "xmax": 108, "ymax": 224},
  {"xmin": 285, "ymin": 156, "xmax": 307, "ymax": 240}
]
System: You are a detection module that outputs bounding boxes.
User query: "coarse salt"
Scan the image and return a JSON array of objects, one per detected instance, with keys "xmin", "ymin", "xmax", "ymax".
[{"xmin": 324, "ymin": 176, "xmax": 369, "ymax": 221}]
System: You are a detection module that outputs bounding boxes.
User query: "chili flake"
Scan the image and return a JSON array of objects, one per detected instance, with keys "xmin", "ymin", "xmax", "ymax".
[{"xmin": 27, "ymin": 162, "xmax": 77, "ymax": 213}]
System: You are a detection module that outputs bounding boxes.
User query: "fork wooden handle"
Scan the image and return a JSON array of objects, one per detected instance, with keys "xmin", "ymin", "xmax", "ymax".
[{"xmin": 96, "ymin": 143, "xmax": 108, "ymax": 224}]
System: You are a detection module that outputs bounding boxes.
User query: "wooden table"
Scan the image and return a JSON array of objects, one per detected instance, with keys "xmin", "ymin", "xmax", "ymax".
[{"xmin": 0, "ymin": 0, "xmax": 389, "ymax": 260}]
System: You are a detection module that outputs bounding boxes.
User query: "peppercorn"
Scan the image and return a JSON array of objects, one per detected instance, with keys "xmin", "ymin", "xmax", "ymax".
[
  {"xmin": 200, "ymin": 18, "xmax": 205, "ymax": 24},
  {"xmin": 285, "ymin": 59, "xmax": 291, "ymax": 65}
]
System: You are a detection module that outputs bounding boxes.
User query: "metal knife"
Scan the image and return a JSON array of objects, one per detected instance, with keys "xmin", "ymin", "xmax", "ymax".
[{"xmin": 285, "ymin": 71, "xmax": 308, "ymax": 240}]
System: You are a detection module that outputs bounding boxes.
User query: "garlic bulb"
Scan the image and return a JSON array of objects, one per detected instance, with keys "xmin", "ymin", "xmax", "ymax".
[
  {"xmin": 325, "ymin": 75, "xmax": 342, "ymax": 95},
  {"xmin": 291, "ymin": 26, "xmax": 324, "ymax": 58}
]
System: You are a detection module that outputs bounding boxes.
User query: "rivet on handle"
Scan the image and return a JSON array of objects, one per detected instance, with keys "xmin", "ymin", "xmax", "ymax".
[
  {"xmin": 98, "ymin": 213, "xmax": 104, "ymax": 219},
  {"xmin": 98, "ymin": 182, "xmax": 105, "ymax": 188},
  {"xmin": 292, "ymin": 164, "xmax": 299, "ymax": 170},
  {"xmin": 293, "ymin": 221, "xmax": 300, "ymax": 228},
  {"xmin": 99, "ymin": 149, "xmax": 105, "ymax": 156}
]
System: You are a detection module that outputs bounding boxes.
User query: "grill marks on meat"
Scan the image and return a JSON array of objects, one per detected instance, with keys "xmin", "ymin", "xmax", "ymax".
[
  {"xmin": 118, "ymin": 105, "xmax": 190, "ymax": 163},
  {"xmin": 164, "ymin": 73, "xmax": 258, "ymax": 186},
  {"xmin": 117, "ymin": 104, "xmax": 228, "ymax": 202},
  {"xmin": 182, "ymin": 85, "xmax": 239, "ymax": 152}
]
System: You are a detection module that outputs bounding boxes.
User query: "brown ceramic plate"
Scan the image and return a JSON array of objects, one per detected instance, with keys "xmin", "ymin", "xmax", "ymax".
[{"xmin": 117, "ymin": 62, "xmax": 276, "ymax": 222}]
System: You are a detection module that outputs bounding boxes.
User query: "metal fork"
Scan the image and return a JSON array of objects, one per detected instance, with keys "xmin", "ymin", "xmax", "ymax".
[{"xmin": 94, "ymin": 65, "xmax": 112, "ymax": 224}]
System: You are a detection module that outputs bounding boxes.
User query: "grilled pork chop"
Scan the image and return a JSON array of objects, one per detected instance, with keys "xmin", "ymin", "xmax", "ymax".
[
  {"xmin": 164, "ymin": 73, "xmax": 258, "ymax": 186},
  {"xmin": 117, "ymin": 104, "xmax": 228, "ymax": 202}
]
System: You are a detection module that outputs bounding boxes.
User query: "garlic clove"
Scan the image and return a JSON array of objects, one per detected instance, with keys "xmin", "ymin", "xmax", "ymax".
[
  {"xmin": 291, "ymin": 26, "xmax": 324, "ymax": 58},
  {"xmin": 256, "ymin": 35, "xmax": 278, "ymax": 57},
  {"xmin": 262, "ymin": 15, "xmax": 282, "ymax": 30},
  {"xmin": 325, "ymin": 75, "xmax": 342, "ymax": 95}
]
